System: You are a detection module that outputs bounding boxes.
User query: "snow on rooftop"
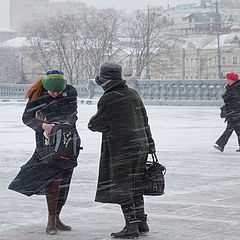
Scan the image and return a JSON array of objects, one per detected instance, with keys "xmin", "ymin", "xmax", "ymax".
[
  {"xmin": 0, "ymin": 27, "xmax": 16, "ymax": 33},
  {"xmin": 181, "ymin": 35, "xmax": 208, "ymax": 49},
  {"xmin": 0, "ymin": 37, "xmax": 33, "ymax": 48},
  {"xmin": 203, "ymin": 32, "xmax": 240, "ymax": 49},
  {"xmin": 0, "ymin": 37, "xmax": 50, "ymax": 48},
  {"xmin": 230, "ymin": 25, "xmax": 240, "ymax": 31},
  {"xmin": 165, "ymin": 35, "xmax": 209, "ymax": 49}
]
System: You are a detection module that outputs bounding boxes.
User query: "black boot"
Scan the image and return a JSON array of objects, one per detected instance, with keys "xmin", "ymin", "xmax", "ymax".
[
  {"xmin": 111, "ymin": 220, "xmax": 140, "ymax": 239},
  {"xmin": 214, "ymin": 144, "xmax": 224, "ymax": 152},
  {"xmin": 111, "ymin": 203, "xmax": 140, "ymax": 238},
  {"xmin": 138, "ymin": 214, "xmax": 149, "ymax": 233}
]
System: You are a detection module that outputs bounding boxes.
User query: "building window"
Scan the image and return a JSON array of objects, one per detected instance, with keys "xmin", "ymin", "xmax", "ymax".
[
  {"xmin": 213, "ymin": 57, "xmax": 217, "ymax": 66},
  {"xmin": 233, "ymin": 56, "xmax": 238, "ymax": 66},
  {"xmin": 204, "ymin": 57, "xmax": 207, "ymax": 66},
  {"xmin": 185, "ymin": 58, "xmax": 189, "ymax": 67},
  {"xmin": 195, "ymin": 58, "xmax": 198, "ymax": 67},
  {"xmin": 190, "ymin": 58, "xmax": 193, "ymax": 67},
  {"xmin": 221, "ymin": 57, "xmax": 226, "ymax": 66},
  {"xmin": 175, "ymin": 59, "xmax": 180, "ymax": 66}
]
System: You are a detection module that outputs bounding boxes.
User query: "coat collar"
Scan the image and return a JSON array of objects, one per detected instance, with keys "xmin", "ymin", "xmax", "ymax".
[{"xmin": 104, "ymin": 80, "xmax": 127, "ymax": 93}]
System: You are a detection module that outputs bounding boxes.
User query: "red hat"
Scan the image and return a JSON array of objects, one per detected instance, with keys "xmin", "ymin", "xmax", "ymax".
[{"xmin": 226, "ymin": 72, "xmax": 239, "ymax": 81}]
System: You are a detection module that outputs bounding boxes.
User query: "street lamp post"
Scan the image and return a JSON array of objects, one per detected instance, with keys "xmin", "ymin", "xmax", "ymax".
[
  {"xmin": 145, "ymin": 5, "xmax": 150, "ymax": 79},
  {"xmin": 216, "ymin": 0, "xmax": 222, "ymax": 79}
]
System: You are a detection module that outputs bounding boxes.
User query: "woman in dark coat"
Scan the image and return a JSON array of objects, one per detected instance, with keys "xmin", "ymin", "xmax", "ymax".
[
  {"xmin": 214, "ymin": 72, "xmax": 240, "ymax": 152},
  {"xmin": 8, "ymin": 70, "xmax": 78, "ymax": 235},
  {"xmin": 88, "ymin": 63, "xmax": 155, "ymax": 238}
]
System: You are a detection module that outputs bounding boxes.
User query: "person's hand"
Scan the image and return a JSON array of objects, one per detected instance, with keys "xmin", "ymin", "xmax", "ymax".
[{"xmin": 42, "ymin": 123, "xmax": 55, "ymax": 137}]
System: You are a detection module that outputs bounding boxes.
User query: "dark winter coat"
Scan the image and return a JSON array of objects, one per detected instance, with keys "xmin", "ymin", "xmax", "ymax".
[
  {"xmin": 222, "ymin": 80, "xmax": 240, "ymax": 124},
  {"xmin": 22, "ymin": 85, "xmax": 78, "ymax": 150},
  {"xmin": 88, "ymin": 81, "xmax": 155, "ymax": 204},
  {"xmin": 8, "ymin": 85, "xmax": 78, "ymax": 205}
]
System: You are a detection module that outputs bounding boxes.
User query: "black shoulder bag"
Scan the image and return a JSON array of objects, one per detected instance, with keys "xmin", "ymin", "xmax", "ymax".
[
  {"xmin": 38, "ymin": 123, "xmax": 82, "ymax": 169},
  {"xmin": 143, "ymin": 152, "xmax": 166, "ymax": 196}
]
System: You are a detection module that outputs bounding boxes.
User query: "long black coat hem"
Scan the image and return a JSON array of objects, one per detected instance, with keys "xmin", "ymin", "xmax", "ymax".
[{"xmin": 8, "ymin": 151, "xmax": 74, "ymax": 204}]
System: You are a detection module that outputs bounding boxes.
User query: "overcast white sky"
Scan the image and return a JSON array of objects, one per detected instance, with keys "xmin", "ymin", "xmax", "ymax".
[{"xmin": 0, "ymin": 0, "xmax": 199, "ymax": 28}]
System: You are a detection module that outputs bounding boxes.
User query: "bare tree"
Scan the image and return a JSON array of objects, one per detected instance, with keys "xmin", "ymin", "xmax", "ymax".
[
  {"xmin": 24, "ymin": 8, "xmax": 122, "ymax": 83},
  {"xmin": 126, "ymin": 7, "xmax": 170, "ymax": 78},
  {"xmin": 25, "ymin": 15, "xmax": 84, "ymax": 84},
  {"xmin": 78, "ymin": 8, "xmax": 122, "ymax": 78}
]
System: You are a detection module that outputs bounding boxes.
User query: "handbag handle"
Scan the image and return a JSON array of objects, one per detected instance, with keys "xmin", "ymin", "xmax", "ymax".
[
  {"xmin": 151, "ymin": 152, "xmax": 158, "ymax": 163},
  {"xmin": 151, "ymin": 153, "xmax": 167, "ymax": 175}
]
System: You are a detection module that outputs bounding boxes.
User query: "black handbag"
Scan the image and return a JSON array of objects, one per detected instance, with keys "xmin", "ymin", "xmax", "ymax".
[{"xmin": 143, "ymin": 153, "xmax": 166, "ymax": 196}]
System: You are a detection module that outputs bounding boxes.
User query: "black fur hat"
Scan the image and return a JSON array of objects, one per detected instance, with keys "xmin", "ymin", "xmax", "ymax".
[{"xmin": 95, "ymin": 63, "xmax": 123, "ymax": 87}]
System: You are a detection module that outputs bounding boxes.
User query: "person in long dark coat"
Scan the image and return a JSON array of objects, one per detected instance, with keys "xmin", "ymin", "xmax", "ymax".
[
  {"xmin": 214, "ymin": 72, "xmax": 240, "ymax": 152},
  {"xmin": 8, "ymin": 70, "xmax": 78, "ymax": 235},
  {"xmin": 88, "ymin": 63, "xmax": 155, "ymax": 238}
]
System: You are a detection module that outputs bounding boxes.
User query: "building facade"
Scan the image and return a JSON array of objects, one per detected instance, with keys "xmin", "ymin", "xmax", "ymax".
[
  {"xmin": 152, "ymin": 26, "xmax": 240, "ymax": 80},
  {"xmin": 48, "ymin": 1, "xmax": 87, "ymax": 17},
  {"xmin": 10, "ymin": 0, "xmax": 49, "ymax": 32}
]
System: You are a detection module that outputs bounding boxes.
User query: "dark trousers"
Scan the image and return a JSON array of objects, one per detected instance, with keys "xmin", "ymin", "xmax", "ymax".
[
  {"xmin": 216, "ymin": 122, "xmax": 240, "ymax": 149},
  {"xmin": 120, "ymin": 195, "xmax": 145, "ymax": 222}
]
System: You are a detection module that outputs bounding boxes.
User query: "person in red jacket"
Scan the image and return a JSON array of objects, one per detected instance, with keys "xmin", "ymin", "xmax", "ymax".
[{"xmin": 214, "ymin": 72, "xmax": 240, "ymax": 152}]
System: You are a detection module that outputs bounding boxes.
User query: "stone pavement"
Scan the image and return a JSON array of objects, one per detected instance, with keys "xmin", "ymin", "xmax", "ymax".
[{"xmin": 0, "ymin": 104, "xmax": 240, "ymax": 240}]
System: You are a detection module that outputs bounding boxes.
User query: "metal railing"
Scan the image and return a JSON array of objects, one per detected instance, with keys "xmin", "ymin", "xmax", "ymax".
[
  {"xmin": 136, "ymin": 79, "xmax": 225, "ymax": 105},
  {"xmin": 0, "ymin": 80, "xmax": 226, "ymax": 105}
]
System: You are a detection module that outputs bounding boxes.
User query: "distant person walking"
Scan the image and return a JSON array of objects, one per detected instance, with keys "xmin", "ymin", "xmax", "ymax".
[
  {"xmin": 88, "ymin": 63, "xmax": 156, "ymax": 238},
  {"xmin": 8, "ymin": 70, "xmax": 79, "ymax": 235},
  {"xmin": 214, "ymin": 72, "xmax": 240, "ymax": 152}
]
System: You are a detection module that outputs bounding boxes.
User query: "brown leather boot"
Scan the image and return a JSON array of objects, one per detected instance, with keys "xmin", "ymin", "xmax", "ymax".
[
  {"xmin": 45, "ymin": 177, "xmax": 62, "ymax": 235},
  {"xmin": 56, "ymin": 214, "xmax": 72, "ymax": 231},
  {"xmin": 46, "ymin": 215, "xmax": 57, "ymax": 235}
]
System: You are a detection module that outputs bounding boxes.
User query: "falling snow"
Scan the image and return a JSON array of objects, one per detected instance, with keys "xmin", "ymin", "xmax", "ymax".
[{"xmin": 0, "ymin": 102, "xmax": 240, "ymax": 240}]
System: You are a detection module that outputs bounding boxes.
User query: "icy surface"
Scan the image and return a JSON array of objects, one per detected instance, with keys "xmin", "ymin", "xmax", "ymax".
[{"xmin": 0, "ymin": 102, "xmax": 240, "ymax": 240}]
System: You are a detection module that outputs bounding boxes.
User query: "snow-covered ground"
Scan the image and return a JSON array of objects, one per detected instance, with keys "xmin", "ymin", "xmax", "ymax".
[{"xmin": 0, "ymin": 102, "xmax": 240, "ymax": 240}]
